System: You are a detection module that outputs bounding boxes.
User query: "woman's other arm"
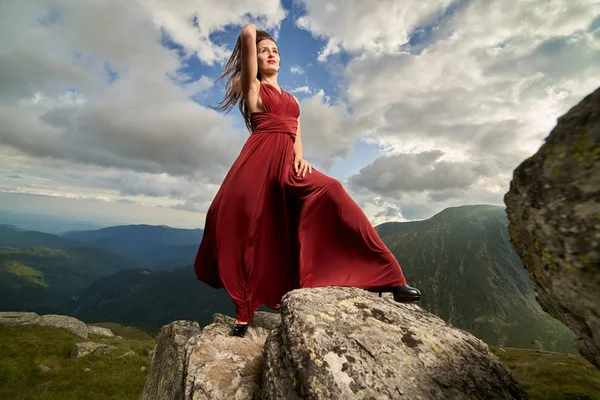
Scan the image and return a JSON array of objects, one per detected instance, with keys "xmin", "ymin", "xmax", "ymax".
[{"xmin": 240, "ymin": 24, "xmax": 257, "ymax": 95}]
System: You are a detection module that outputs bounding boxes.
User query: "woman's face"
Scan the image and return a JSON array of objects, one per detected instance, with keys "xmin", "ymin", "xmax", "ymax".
[{"xmin": 257, "ymin": 39, "xmax": 280, "ymax": 75}]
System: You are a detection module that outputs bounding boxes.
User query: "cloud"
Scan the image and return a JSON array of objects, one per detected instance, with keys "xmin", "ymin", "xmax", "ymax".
[
  {"xmin": 290, "ymin": 65, "xmax": 305, "ymax": 74},
  {"xmin": 0, "ymin": 0, "xmax": 288, "ymax": 211},
  {"xmin": 347, "ymin": 150, "xmax": 496, "ymax": 197},
  {"xmin": 290, "ymin": 86, "xmax": 311, "ymax": 94},
  {"xmin": 296, "ymin": 0, "xmax": 452, "ymax": 58},
  {"xmin": 295, "ymin": 0, "xmax": 600, "ymax": 223}
]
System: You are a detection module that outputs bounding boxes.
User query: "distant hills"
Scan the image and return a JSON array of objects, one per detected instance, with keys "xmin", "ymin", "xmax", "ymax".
[
  {"xmin": 62, "ymin": 225, "xmax": 202, "ymax": 269},
  {"xmin": 0, "ymin": 206, "xmax": 576, "ymax": 351}
]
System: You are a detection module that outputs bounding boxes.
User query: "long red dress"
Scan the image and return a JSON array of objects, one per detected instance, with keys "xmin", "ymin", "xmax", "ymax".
[{"xmin": 194, "ymin": 82, "xmax": 407, "ymax": 322}]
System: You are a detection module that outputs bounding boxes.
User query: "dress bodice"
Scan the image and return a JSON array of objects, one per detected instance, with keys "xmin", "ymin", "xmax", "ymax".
[{"xmin": 250, "ymin": 82, "xmax": 299, "ymax": 141}]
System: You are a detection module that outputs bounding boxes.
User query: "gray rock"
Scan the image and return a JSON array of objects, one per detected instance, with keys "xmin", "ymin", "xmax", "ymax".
[
  {"xmin": 117, "ymin": 351, "xmax": 136, "ymax": 358},
  {"xmin": 88, "ymin": 325, "xmax": 116, "ymax": 338},
  {"xmin": 139, "ymin": 320, "xmax": 202, "ymax": 400},
  {"xmin": 71, "ymin": 342, "xmax": 117, "ymax": 358},
  {"xmin": 37, "ymin": 314, "xmax": 88, "ymax": 338},
  {"xmin": 505, "ymin": 86, "xmax": 600, "ymax": 368},
  {"xmin": 262, "ymin": 287, "xmax": 525, "ymax": 400},
  {"xmin": 0, "ymin": 311, "xmax": 40, "ymax": 326},
  {"xmin": 38, "ymin": 364, "xmax": 51, "ymax": 372},
  {"xmin": 183, "ymin": 312, "xmax": 277, "ymax": 400}
]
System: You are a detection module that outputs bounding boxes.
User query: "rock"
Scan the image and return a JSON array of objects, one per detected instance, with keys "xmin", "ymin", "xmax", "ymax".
[
  {"xmin": 505, "ymin": 86, "xmax": 600, "ymax": 368},
  {"xmin": 117, "ymin": 351, "xmax": 136, "ymax": 358},
  {"xmin": 0, "ymin": 311, "xmax": 40, "ymax": 326},
  {"xmin": 38, "ymin": 364, "xmax": 51, "ymax": 372},
  {"xmin": 88, "ymin": 325, "xmax": 116, "ymax": 338},
  {"xmin": 262, "ymin": 287, "xmax": 525, "ymax": 400},
  {"xmin": 0, "ymin": 312, "xmax": 90, "ymax": 338},
  {"xmin": 184, "ymin": 312, "xmax": 278, "ymax": 400},
  {"xmin": 37, "ymin": 315, "xmax": 88, "ymax": 338},
  {"xmin": 139, "ymin": 320, "xmax": 202, "ymax": 400},
  {"xmin": 71, "ymin": 342, "xmax": 117, "ymax": 358}
]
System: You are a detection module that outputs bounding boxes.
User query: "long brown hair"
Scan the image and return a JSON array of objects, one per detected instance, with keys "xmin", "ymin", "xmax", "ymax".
[{"xmin": 211, "ymin": 30, "xmax": 278, "ymax": 132}]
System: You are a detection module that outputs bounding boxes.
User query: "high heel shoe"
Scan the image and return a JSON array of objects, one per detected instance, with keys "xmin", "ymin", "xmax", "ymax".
[
  {"xmin": 231, "ymin": 323, "xmax": 249, "ymax": 337},
  {"xmin": 378, "ymin": 285, "xmax": 421, "ymax": 303}
]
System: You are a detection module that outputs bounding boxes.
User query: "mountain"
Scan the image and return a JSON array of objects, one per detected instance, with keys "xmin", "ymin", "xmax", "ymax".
[
  {"xmin": 0, "ymin": 228, "xmax": 81, "ymax": 249},
  {"xmin": 62, "ymin": 225, "xmax": 203, "ymax": 269},
  {"xmin": 0, "ymin": 246, "xmax": 143, "ymax": 314},
  {"xmin": 73, "ymin": 267, "xmax": 233, "ymax": 334},
  {"xmin": 376, "ymin": 204, "xmax": 575, "ymax": 352}
]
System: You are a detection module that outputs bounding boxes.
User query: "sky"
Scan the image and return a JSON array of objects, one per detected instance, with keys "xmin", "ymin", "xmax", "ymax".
[{"xmin": 1, "ymin": 0, "xmax": 599, "ymax": 229}]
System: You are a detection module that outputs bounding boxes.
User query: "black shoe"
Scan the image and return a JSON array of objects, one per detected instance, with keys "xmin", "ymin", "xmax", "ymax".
[
  {"xmin": 231, "ymin": 323, "xmax": 249, "ymax": 337},
  {"xmin": 392, "ymin": 285, "xmax": 421, "ymax": 303},
  {"xmin": 377, "ymin": 285, "xmax": 421, "ymax": 303}
]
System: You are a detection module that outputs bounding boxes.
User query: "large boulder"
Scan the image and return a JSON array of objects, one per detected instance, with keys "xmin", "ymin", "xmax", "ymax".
[
  {"xmin": 70, "ymin": 342, "xmax": 118, "ymax": 358},
  {"xmin": 0, "ymin": 312, "xmax": 89, "ymax": 338},
  {"xmin": 505, "ymin": 86, "xmax": 600, "ymax": 368},
  {"xmin": 87, "ymin": 325, "xmax": 117, "ymax": 338},
  {"xmin": 0, "ymin": 311, "xmax": 40, "ymax": 326},
  {"xmin": 139, "ymin": 288, "xmax": 524, "ymax": 399},
  {"xmin": 262, "ymin": 287, "xmax": 525, "ymax": 399},
  {"xmin": 140, "ymin": 320, "xmax": 202, "ymax": 400},
  {"xmin": 184, "ymin": 312, "xmax": 279, "ymax": 399},
  {"xmin": 37, "ymin": 314, "xmax": 88, "ymax": 338}
]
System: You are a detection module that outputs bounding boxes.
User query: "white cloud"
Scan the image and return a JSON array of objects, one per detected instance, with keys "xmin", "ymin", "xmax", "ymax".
[
  {"xmin": 290, "ymin": 86, "xmax": 311, "ymax": 94},
  {"xmin": 297, "ymin": 0, "xmax": 452, "ymax": 58},
  {"xmin": 0, "ymin": 0, "xmax": 287, "ymax": 219},
  {"xmin": 296, "ymin": 0, "xmax": 600, "ymax": 223},
  {"xmin": 290, "ymin": 65, "xmax": 305, "ymax": 74}
]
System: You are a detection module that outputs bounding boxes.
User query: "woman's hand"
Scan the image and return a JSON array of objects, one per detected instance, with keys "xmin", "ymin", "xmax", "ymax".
[
  {"xmin": 241, "ymin": 24, "xmax": 256, "ymax": 37},
  {"xmin": 294, "ymin": 156, "xmax": 314, "ymax": 177}
]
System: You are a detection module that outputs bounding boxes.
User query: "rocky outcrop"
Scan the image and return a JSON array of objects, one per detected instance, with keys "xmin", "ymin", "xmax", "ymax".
[
  {"xmin": 140, "ymin": 320, "xmax": 202, "ymax": 400},
  {"xmin": 70, "ymin": 342, "xmax": 118, "ymax": 358},
  {"xmin": 263, "ymin": 287, "xmax": 524, "ymax": 399},
  {"xmin": 505, "ymin": 86, "xmax": 600, "ymax": 368},
  {"xmin": 37, "ymin": 314, "xmax": 89, "ymax": 338},
  {"xmin": 0, "ymin": 311, "xmax": 40, "ymax": 326},
  {"xmin": 0, "ymin": 312, "xmax": 117, "ymax": 339},
  {"xmin": 140, "ymin": 312, "xmax": 280, "ymax": 400},
  {"xmin": 88, "ymin": 325, "xmax": 117, "ymax": 338},
  {"xmin": 140, "ymin": 288, "xmax": 524, "ymax": 399}
]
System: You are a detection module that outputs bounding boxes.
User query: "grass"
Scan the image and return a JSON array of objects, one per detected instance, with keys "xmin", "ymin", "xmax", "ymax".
[
  {"xmin": 492, "ymin": 347, "xmax": 600, "ymax": 400},
  {"xmin": 87, "ymin": 323, "xmax": 154, "ymax": 341},
  {"xmin": 0, "ymin": 324, "xmax": 155, "ymax": 400}
]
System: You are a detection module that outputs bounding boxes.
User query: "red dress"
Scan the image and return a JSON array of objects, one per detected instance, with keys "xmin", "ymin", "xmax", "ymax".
[{"xmin": 194, "ymin": 82, "xmax": 407, "ymax": 322}]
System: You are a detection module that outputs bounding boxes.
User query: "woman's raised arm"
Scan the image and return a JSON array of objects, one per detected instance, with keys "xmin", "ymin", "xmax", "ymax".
[{"xmin": 240, "ymin": 24, "xmax": 258, "ymax": 95}]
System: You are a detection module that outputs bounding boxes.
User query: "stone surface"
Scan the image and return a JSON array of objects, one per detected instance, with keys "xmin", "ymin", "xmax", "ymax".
[
  {"xmin": 37, "ymin": 314, "xmax": 88, "ymax": 338},
  {"xmin": 88, "ymin": 325, "xmax": 116, "ymax": 338},
  {"xmin": 117, "ymin": 351, "xmax": 136, "ymax": 358},
  {"xmin": 505, "ymin": 86, "xmax": 600, "ymax": 368},
  {"xmin": 70, "ymin": 342, "xmax": 117, "ymax": 358},
  {"xmin": 262, "ymin": 287, "xmax": 525, "ymax": 400},
  {"xmin": 139, "ymin": 320, "xmax": 202, "ymax": 400},
  {"xmin": 0, "ymin": 311, "xmax": 40, "ymax": 326},
  {"xmin": 184, "ymin": 312, "xmax": 279, "ymax": 400}
]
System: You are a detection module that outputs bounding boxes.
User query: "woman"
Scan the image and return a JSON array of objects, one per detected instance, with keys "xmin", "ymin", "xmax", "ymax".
[{"xmin": 194, "ymin": 24, "xmax": 420, "ymax": 337}]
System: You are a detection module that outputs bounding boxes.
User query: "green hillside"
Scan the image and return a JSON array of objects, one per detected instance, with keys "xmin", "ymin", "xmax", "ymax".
[
  {"xmin": 376, "ymin": 204, "xmax": 576, "ymax": 352},
  {"xmin": 0, "ymin": 323, "xmax": 155, "ymax": 400},
  {"xmin": 73, "ymin": 267, "xmax": 233, "ymax": 334},
  {"xmin": 0, "ymin": 246, "xmax": 143, "ymax": 314}
]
